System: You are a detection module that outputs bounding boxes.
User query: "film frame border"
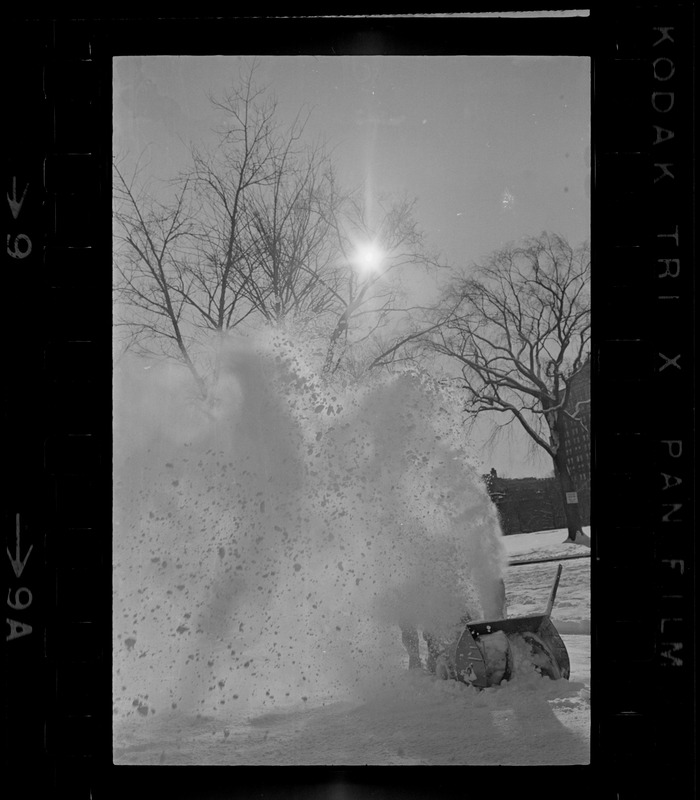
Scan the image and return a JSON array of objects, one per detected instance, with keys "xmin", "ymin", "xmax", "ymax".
[{"xmin": 4, "ymin": 7, "xmax": 695, "ymax": 799}]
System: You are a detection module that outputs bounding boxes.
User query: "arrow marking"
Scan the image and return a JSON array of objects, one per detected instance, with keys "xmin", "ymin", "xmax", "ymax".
[
  {"xmin": 8, "ymin": 177, "xmax": 29, "ymax": 220},
  {"xmin": 7, "ymin": 514, "xmax": 33, "ymax": 579}
]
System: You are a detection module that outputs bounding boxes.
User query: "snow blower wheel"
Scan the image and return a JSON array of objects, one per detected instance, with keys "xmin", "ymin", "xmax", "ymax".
[
  {"xmin": 452, "ymin": 564, "xmax": 571, "ymax": 689},
  {"xmin": 518, "ymin": 632, "xmax": 562, "ymax": 680}
]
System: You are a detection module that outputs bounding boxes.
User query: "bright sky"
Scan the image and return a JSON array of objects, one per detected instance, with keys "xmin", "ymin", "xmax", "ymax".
[{"xmin": 114, "ymin": 55, "xmax": 590, "ymax": 477}]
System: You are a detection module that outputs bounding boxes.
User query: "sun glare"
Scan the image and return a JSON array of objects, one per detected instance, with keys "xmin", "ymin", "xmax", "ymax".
[{"xmin": 352, "ymin": 242, "xmax": 385, "ymax": 277}]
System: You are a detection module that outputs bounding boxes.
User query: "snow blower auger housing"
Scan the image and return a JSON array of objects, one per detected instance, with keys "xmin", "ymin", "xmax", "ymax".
[{"xmin": 450, "ymin": 564, "xmax": 571, "ymax": 689}]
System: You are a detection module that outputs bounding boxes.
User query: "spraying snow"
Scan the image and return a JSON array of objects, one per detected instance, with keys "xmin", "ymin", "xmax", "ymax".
[{"xmin": 114, "ymin": 333, "xmax": 507, "ymax": 725}]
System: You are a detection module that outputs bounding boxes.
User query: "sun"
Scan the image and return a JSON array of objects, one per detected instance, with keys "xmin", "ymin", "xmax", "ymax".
[{"xmin": 351, "ymin": 241, "xmax": 385, "ymax": 277}]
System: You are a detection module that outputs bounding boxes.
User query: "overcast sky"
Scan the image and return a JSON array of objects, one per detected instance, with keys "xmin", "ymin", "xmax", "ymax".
[{"xmin": 114, "ymin": 55, "xmax": 590, "ymax": 477}]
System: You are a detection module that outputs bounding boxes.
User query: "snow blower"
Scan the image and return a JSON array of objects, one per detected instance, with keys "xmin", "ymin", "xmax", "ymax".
[{"xmin": 436, "ymin": 564, "xmax": 571, "ymax": 688}]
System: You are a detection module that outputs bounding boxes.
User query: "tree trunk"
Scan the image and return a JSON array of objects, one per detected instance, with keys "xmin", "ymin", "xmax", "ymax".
[
  {"xmin": 543, "ymin": 401, "xmax": 585, "ymax": 542},
  {"xmin": 551, "ymin": 446, "xmax": 584, "ymax": 542}
]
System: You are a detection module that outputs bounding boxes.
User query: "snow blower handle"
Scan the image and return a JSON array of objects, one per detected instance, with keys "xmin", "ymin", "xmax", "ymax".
[{"xmin": 545, "ymin": 564, "xmax": 563, "ymax": 617}]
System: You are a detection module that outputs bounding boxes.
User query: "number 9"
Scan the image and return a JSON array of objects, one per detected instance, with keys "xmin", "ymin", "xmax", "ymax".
[
  {"xmin": 7, "ymin": 587, "xmax": 33, "ymax": 611},
  {"xmin": 7, "ymin": 233, "xmax": 32, "ymax": 259}
]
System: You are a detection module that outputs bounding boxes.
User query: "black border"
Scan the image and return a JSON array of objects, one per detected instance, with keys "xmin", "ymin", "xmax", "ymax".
[{"xmin": 5, "ymin": 7, "xmax": 696, "ymax": 799}]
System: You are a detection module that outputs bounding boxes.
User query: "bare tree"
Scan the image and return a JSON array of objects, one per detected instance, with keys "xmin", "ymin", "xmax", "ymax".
[
  {"xmin": 239, "ymin": 145, "xmax": 343, "ymax": 328},
  {"xmin": 423, "ymin": 232, "xmax": 590, "ymax": 542},
  {"xmin": 114, "ymin": 60, "xmax": 448, "ymax": 394},
  {"xmin": 114, "ymin": 62, "xmax": 342, "ymax": 396},
  {"xmin": 113, "ymin": 164, "xmax": 208, "ymax": 397}
]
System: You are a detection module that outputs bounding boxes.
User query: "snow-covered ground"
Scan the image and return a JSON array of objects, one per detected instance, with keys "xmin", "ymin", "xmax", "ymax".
[{"xmin": 113, "ymin": 527, "xmax": 590, "ymax": 766}]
